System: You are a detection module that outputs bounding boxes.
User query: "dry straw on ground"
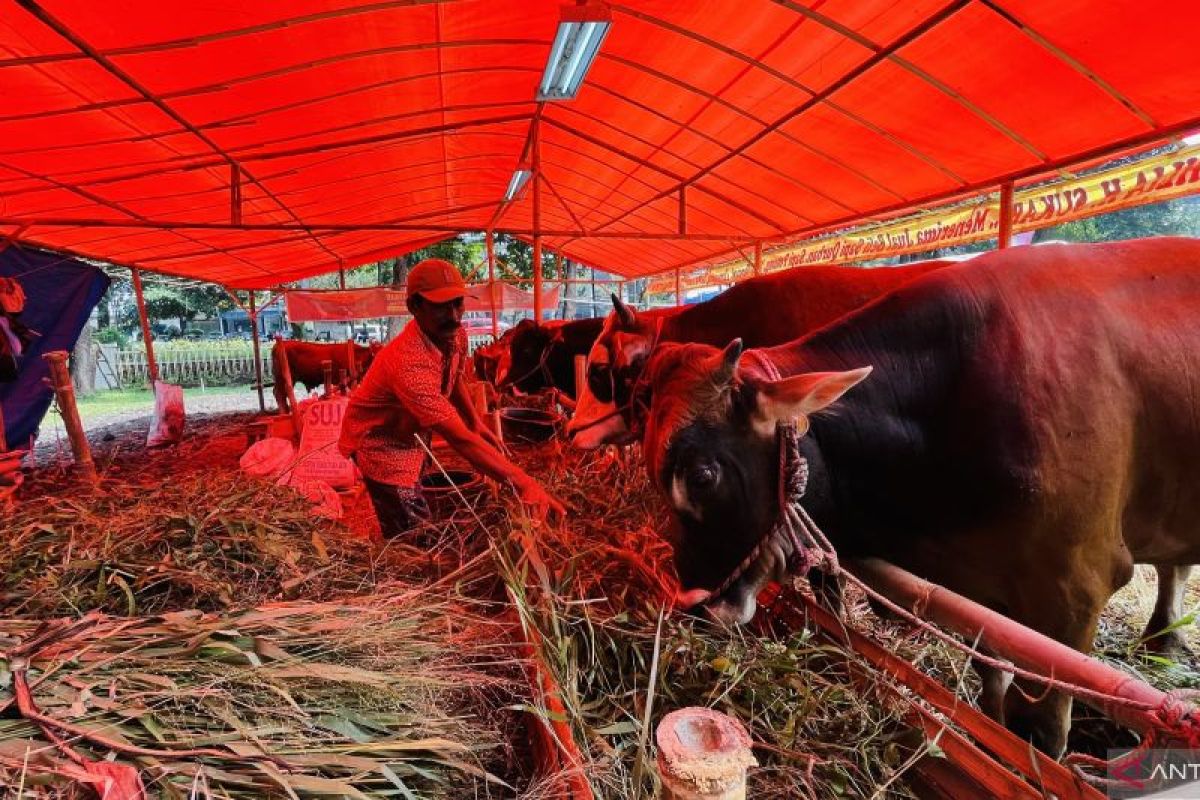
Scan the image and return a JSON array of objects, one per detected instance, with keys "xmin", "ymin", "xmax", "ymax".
[{"xmin": 3, "ymin": 409, "xmax": 1198, "ymax": 797}]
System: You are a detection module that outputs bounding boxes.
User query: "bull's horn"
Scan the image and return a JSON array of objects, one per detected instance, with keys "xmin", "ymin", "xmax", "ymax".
[
  {"xmin": 675, "ymin": 588, "xmax": 712, "ymax": 609},
  {"xmin": 709, "ymin": 339, "xmax": 744, "ymax": 386},
  {"xmin": 611, "ymin": 294, "xmax": 637, "ymax": 329}
]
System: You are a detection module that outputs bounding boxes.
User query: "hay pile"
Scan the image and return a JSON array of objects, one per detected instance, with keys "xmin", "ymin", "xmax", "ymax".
[
  {"xmin": 0, "ymin": 590, "xmax": 517, "ymax": 798},
  {"xmin": 496, "ymin": 445, "xmax": 940, "ymax": 799},
  {"xmin": 13, "ymin": 408, "xmax": 1190, "ymax": 797}
]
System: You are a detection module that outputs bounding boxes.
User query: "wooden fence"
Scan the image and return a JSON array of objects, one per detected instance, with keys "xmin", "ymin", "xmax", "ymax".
[
  {"xmin": 110, "ymin": 335, "xmax": 495, "ymax": 389},
  {"xmin": 114, "ymin": 342, "xmax": 274, "ymax": 387}
]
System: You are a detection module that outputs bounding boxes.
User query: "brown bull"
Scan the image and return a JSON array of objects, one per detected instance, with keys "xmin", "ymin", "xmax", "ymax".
[
  {"xmin": 272, "ymin": 339, "xmax": 379, "ymax": 413},
  {"xmin": 641, "ymin": 239, "xmax": 1200, "ymax": 756},
  {"xmin": 568, "ymin": 259, "xmax": 957, "ymax": 448}
]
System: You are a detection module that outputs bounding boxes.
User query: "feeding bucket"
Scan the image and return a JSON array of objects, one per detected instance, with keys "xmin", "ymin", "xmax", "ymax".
[
  {"xmin": 499, "ymin": 408, "xmax": 560, "ymax": 443},
  {"xmin": 656, "ymin": 707, "xmax": 756, "ymax": 800},
  {"xmin": 419, "ymin": 468, "xmax": 484, "ymax": 519}
]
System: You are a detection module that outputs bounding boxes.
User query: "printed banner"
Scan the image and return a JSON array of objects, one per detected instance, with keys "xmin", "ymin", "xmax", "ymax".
[
  {"xmin": 286, "ymin": 281, "xmax": 561, "ymax": 322},
  {"xmin": 649, "ymin": 144, "xmax": 1200, "ymax": 294}
]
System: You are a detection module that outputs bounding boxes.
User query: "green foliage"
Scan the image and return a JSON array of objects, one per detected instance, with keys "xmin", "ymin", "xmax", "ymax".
[
  {"xmin": 95, "ymin": 326, "xmax": 129, "ymax": 348},
  {"xmin": 116, "ymin": 283, "xmax": 233, "ymax": 329},
  {"xmin": 1035, "ymin": 195, "xmax": 1200, "ymax": 243}
]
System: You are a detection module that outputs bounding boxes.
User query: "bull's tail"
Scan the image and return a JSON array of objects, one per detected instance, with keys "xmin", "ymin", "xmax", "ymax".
[{"xmin": 271, "ymin": 340, "xmax": 289, "ymax": 413}]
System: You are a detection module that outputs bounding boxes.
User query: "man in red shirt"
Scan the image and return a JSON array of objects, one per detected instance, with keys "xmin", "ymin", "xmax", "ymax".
[{"xmin": 340, "ymin": 259, "xmax": 564, "ymax": 538}]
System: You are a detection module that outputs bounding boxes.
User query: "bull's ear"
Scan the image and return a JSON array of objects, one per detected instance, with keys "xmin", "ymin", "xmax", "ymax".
[
  {"xmin": 611, "ymin": 294, "xmax": 637, "ymax": 329},
  {"xmin": 752, "ymin": 367, "xmax": 872, "ymax": 435},
  {"xmin": 708, "ymin": 338, "xmax": 743, "ymax": 387}
]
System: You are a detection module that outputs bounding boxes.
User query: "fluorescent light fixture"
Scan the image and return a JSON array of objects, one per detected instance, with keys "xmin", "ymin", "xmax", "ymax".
[
  {"xmin": 538, "ymin": 4, "xmax": 611, "ymax": 101},
  {"xmin": 504, "ymin": 168, "xmax": 532, "ymax": 201}
]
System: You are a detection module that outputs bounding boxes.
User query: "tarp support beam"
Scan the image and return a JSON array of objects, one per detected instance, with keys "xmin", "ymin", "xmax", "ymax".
[
  {"xmin": 249, "ymin": 292, "xmax": 265, "ymax": 413},
  {"xmin": 486, "ymin": 230, "xmax": 499, "ymax": 339},
  {"xmin": 678, "ymin": 186, "xmax": 687, "ymax": 235},
  {"xmin": 998, "ymin": 181, "xmax": 1014, "ymax": 249},
  {"xmin": 130, "ymin": 268, "xmax": 158, "ymax": 384},
  {"xmin": 533, "ymin": 116, "xmax": 544, "ymax": 323},
  {"xmin": 674, "ymin": 268, "xmax": 682, "ymax": 306}
]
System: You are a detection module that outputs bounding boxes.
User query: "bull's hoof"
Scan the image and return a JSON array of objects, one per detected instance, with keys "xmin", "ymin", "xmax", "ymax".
[{"xmin": 1004, "ymin": 698, "xmax": 1068, "ymax": 758}]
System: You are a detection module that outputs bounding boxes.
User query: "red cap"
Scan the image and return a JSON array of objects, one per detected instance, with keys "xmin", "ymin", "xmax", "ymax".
[{"xmin": 407, "ymin": 258, "xmax": 467, "ymax": 303}]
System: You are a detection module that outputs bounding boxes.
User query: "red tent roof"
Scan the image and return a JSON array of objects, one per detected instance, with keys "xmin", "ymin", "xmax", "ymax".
[{"xmin": 1, "ymin": 0, "xmax": 1197, "ymax": 288}]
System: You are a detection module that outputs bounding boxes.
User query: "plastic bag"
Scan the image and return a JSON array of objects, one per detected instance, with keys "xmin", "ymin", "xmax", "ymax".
[
  {"xmin": 239, "ymin": 436, "xmax": 296, "ymax": 479},
  {"xmin": 146, "ymin": 381, "xmax": 185, "ymax": 447},
  {"xmin": 281, "ymin": 477, "xmax": 343, "ymax": 519}
]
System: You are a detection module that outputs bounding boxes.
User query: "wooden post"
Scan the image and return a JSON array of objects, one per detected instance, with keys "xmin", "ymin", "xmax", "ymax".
[
  {"xmin": 130, "ymin": 268, "xmax": 158, "ymax": 384},
  {"xmin": 0, "ymin": 399, "xmax": 7, "ymax": 452},
  {"xmin": 674, "ymin": 268, "xmax": 682, "ymax": 307},
  {"xmin": 532, "ymin": 119, "xmax": 544, "ymax": 323},
  {"xmin": 277, "ymin": 342, "xmax": 302, "ymax": 435},
  {"xmin": 753, "ymin": 241, "xmax": 763, "ymax": 276},
  {"xmin": 574, "ymin": 354, "xmax": 587, "ymax": 401},
  {"xmin": 43, "ymin": 351, "xmax": 98, "ymax": 484},
  {"xmin": 998, "ymin": 181, "xmax": 1014, "ymax": 249},
  {"xmin": 322, "ymin": 359, "xmax": 333, "ymax": 396},
  {"xmin": 249, "ymin": 292, "xmax": 265, "ymax": 412},
  {"xmin": 486, "ymin": 229, "xmax": 499, "ymax": 339}
]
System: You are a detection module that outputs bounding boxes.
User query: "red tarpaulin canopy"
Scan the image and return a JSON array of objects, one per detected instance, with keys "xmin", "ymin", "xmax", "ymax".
[{"xmin": 0, "ymin": 1, "xmax": 1197, "ymax": 288}]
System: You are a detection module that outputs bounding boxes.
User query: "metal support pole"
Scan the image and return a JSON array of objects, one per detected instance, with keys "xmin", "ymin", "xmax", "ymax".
[
  {"xmin": 249, "ymin": 292, "xmax": 265, "ymax": 412},
  {"xmin": 230, "ymin": 164, "xmax": 242, "ymax": 226},
  {"xmin": 998, "ymin": 181, "xmax": 1014, "ymax": 249},
  {"xmin": 675, "ymin": 268, "xmax": 682, "ymax": 307},
  {"xmin": 678, "ymin": 186, "xmax": 687, "ymax": 235},
  {"xmin": 338, "ymin": 266, "xmax": 346, "ymax": 290},
  {"xmin": 130, "ymin": 268, "xmax": 158, "ymax": 384},
  {"xmin": 532, "ymin": 119, "xmax": 544, "ymax": 323},
  {"xmin": 753, "ymin": 241, "xmax": 763, "ymax": 276},
  {"xmin": 486, "ymin": 230, "xmax": 499, "ymax": 339},
  {"xmin": 617, "ymin": 281, "xmax": 625, "ymax": 305},
  {"xmin": 43, "ymin": 351, "xmax": 97, "ymax": 484}
]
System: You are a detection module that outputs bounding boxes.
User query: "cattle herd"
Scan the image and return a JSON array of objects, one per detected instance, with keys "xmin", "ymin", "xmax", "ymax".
[{"xmin": 276, "ymin": 237, "xmax": 1200, "ymax": 755}]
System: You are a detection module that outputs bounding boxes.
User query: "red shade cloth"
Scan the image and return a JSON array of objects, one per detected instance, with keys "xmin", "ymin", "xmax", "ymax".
[{"xmin": 0, "ymin": 1, "xmax": 1196, "ymax": 288}]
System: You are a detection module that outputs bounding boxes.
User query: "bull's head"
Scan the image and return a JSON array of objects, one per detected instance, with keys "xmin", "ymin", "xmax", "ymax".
[
  {"xmin": 568, "ymin": 295, "xmax": 656, "ymax": 448},
  {"xmin": 642, "ymin": 339, "xmax": 871, "ymax": 625},
  {"xmin": 497, "ymin": 319, "xmax": 554, "ymax": 394}
]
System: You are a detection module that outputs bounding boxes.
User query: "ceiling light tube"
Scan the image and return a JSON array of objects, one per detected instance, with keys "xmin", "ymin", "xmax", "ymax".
[
  {"xmin": 537, "ymin": 4, "xmax": 611, "ymax": 102},
  {"xmin": 505, "ymin": 168, "xmax": 532, "ymax": 201}
]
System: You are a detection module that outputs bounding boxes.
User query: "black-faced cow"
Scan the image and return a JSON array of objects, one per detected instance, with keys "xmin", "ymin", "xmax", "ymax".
[
  {"xmin": 640, "ymin": 239, "xmax": 1200, "ymax": 756},
  {"xmin": 495, "ymin": 317, "xmax": 605, "ymax": 399},
  {"xmin": 568, "ymin": 260, "xmax": 956, "ymax": 449}
]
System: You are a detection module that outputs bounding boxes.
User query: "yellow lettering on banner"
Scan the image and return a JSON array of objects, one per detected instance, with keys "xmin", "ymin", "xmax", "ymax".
[{"xmin": 649, "ymin": 144, "xmax": 1200, "ymax": 295}]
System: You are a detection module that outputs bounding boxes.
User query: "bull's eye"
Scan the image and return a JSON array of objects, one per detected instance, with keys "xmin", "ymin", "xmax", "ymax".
[{"xmin": 688, "ymin": 462, "xmax": 720, "ymax": 491}]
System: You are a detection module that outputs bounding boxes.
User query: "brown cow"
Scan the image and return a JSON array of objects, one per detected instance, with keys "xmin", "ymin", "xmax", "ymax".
[
  {"xmin": 640, "ymin": 239, "xmax": 1200, "ymax": 755},
  {"xmin": 272, "ymin": 339, "xmax": 379, "ymax": 412},
  {"xmin": 568, "ymin": 260, "xmax": 958, "ymax": 449}
]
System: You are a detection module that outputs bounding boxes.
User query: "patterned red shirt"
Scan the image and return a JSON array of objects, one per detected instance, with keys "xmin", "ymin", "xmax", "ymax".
[{"xmin": 339, "ymin": 320, "xmax": 467, "ymax": 487}]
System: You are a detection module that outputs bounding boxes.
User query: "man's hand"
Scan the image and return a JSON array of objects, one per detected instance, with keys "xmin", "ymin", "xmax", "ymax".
[{"xmin": 515, "ymin": 476, "xmax": 566, "ymax": 523}]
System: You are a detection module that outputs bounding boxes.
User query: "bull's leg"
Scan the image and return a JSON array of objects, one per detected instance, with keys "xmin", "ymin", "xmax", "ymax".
[
  {"xmin": 975, "ymin": 662, "xmax": 1012, "ymax": 724},
  {"xmin": 1003, "ymin": 571, "xmax": 1114, "ymax": 757},
  {"xmin": 1142, "ymin": 565, "xmax": 1192, "ymax": 653},
  {"xmin": 273, "ymin": 381, "xmax": 289, "ymax": 414}
]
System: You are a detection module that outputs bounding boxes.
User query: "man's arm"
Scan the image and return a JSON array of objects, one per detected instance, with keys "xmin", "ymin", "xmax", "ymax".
[
  {"xmin": 432, "ymin": 413, "xmax": 564, "ymax": 520},
  {"xmin": 451, "ymin": 374, "xmax": 484, "ymax": 431}
]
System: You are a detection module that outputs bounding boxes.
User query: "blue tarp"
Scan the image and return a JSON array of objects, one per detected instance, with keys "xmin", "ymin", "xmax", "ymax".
[{"xmin": 0, "ymin": 246, "xmax": 110, "ymax": 450}]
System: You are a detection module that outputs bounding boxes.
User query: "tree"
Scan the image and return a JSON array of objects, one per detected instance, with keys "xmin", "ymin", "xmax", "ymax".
[
  {"xmin": 70, "ymin": 317, "xmax": 97, "ymax": 396},
  {"xmin": 116, "ymin": 283, "xmax": 233, "ymax": 333}
]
